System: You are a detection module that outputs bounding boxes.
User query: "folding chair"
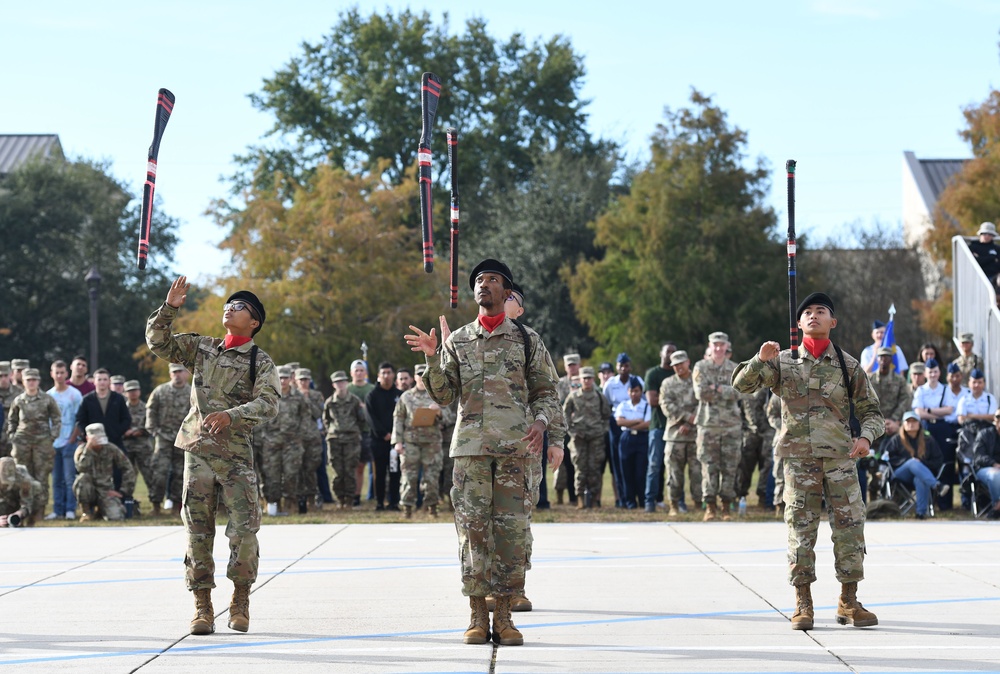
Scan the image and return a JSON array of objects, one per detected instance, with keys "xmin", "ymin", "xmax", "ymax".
[
  {"xmin": 956, "ymin": 422, "xmax": 995, "ymax": 520},
  {"xmin": 876, "ymin": 452, "xmax": 946, "ymax": 518}
]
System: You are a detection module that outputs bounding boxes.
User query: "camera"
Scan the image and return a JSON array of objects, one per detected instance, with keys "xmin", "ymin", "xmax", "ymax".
[{"xmin": 8, "ymin": 511, "xmax": 23, "ymax": 528}]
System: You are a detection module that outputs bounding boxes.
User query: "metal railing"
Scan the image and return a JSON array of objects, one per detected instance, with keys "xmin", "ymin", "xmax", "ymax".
[{"xmin": 952, "ymin": 235, "xmax": 1000, "ymax": 397}]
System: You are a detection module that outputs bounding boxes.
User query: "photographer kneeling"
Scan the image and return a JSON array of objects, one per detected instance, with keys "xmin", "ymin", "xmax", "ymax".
[{"xmin": 0, "ymin": 456, "xmax": 43, "ymax": 527}]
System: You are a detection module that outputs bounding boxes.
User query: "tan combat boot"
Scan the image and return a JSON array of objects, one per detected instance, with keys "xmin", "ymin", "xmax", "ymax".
[
  {"xmin": 190, "ymin": 588, "xmax": 215, "ymax": 635},
  {"xmin": 485, "ymin": 595, "xmax": 496, "ymax": 611},
  {"xmin": 791, "ymin": 584, "xmax": 813, "ymax": 630},
  {"xmin": 836, "ymin": 581, "xmax": 878, "ymax": 627},
  {"xmin": 427, "ymin": 504, "xmax": 438, "ymax": 518},
  {"xmin": 464, "ymin": 596, "xmax": 490, "ymax": 644},
  {"xmin": 404, "ymin": 505, "xmax": 413, "ymax": 519},
  {"xmin": 151, "ymin": 502, "xmax": 161, "ymax": 516},
  {"xmin": 703, "ymin": 499, "xmax": 717, "ymax": 522},
  {"xmin": 511, "ymin": 594, "xmax": 532, "ymax": 612},
  {"xmin": 576, "ymin": 497, "xmax": 585, "ymax": 510},
  {"xmin": 491, "ymin": 595, "xmax": 524, "ymax": 646},
  {"xmin": 668, "ymin": 501, "xmax": 680, "ymax": 517},
  {"xmin": 720, "ymin": 498, "xmax": 733, "ymax": 521},
  {"xmin": 228, "ymin": 583, "xmax": 251, "ymax": 632}
]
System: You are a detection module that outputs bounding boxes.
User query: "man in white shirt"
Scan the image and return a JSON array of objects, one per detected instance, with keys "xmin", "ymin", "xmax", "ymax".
[{"xmin": 47, "ymin": 360, "xmax": 82, "ymax": 520}]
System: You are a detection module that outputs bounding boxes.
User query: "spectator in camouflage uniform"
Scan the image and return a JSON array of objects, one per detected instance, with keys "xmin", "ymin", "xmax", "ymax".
[
  {"xmin": 146, "ymin": 363, "xmax": 192, "ymax": 515},
  {"xmin": 950, "ymin": 332, "xmax": 983, "ymax": 386},
  {"xmin": 10, "ymin": 359, "xmax": 29, "ymax": 389},
  {"xmin": 7, "ymin": 368, "xmax": 60, "ymax": 516},
  {"xmin": 348, "ymin": 360, "xmax": 375, "ymax": 508},
  {"xmin": 393, "ymin": 364, "xmax": 444, "ymax": 517},
  {"xmin": 73, "ymin": 422, "xmax": 136, "ymax": 521},
  {"xmin": 659, "ymin": 350, "xmax": 702, "ymax": 517},
  {"xmin": 122, "ymin": 380, "xmax": 156, "ymax": 508},
  {"xmin": 692, "ymin": 332, "xmax": 743, "ymax": 521},
  {"xmin": 406, "ymin": 258, "xmax": 563, "ymax": 647},
  {"xmin": 0, "ymin": 362, "xmax": 24, "ymax": 458},
  {"xmin": 439, "ymin": 400, "xmax": 458, "ymax": 510},
  {"xmin": 146, "ymin": 277, "xmax": 280, "ymax": 635},
  {"xmin": 324, "ymin": 370, "xmax": 366, "ymax": 508},
  {"xmin": 554, "ymin": 353, "xmax": 581, "ymax": 505},
  {"xmin": 866, "ymin": 346, "xmax": 913, "ymax": 500},
  {"xmin": 260, "ymin": 366, "xmax": 310, "ymax": 516},
  {"xmin": 294, "ymin": 368, "xmax": 325, "ymax": 513},
  {"xmin": 0, "ymin": 456, "xmax": 44, "ymax": 526},
  {"xmin": 562, "ymin": 366, "xmax": 610, "ymax": 508},
  {"xmin": 766, "ymin": 393, "xmax": 784, "ymax": 517},
  {"xmin": 733, "ymin": 291, "xmax": 884, "ymax": 632},
  {"xmin": 737, "ymin": 386, "xmax": 774, "ymax": 508}
]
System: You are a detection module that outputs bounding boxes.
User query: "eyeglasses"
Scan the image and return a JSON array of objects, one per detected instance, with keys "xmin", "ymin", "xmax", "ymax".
[{"xmin": 224, "ymin": 301, "xmax": 259, "ymax": 319}]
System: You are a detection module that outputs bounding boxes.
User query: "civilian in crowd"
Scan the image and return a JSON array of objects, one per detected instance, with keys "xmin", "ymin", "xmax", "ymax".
[
  {"xmin": 347, "ymin": 359, "xmax": 375, "ymax": 507},
  {"xmin": 0, "ymin": 361, "xmax": 24, "ymax": 458},
  {"xmin": 294, "ymin": 368, "xmax": 325, "ymax": 513},
  {"xmin": 260, "ymin": 366, "xmax": 310, "ymax": 516},
  {"xmin": 67, "ymin": 355, "xmax": 95, "ymax": 397},
  {"xmin": 971, "ymin": 408, "xmax": 1000, "ymax": 515},
  {"xmin": 7, "ymin": 368, "xmax": 60, "ymax": 517},
  {"xmin": 75, "ymin": 368, "xmax": 131, "ymax": 452},
  {"xmin": 643, "ymin": 343, "xmax": 676, "ymax": 512},
  {"xmin": 74, "ymin": 423, "xmax": 136, "ymax": 522},
  {"xmin": 919, "ymin": 344, "xmax": 945, "ymax": 369},
  {"xmin": 366, "ymin": 362, "xmax": 402, "ymax": 511},
  {"xmin": 563, "ymin": 366, "xmax": 611, "ymax": 508},
  {"xmin": 968, "ymin": 221, "xmax": 1000, "ymax": 283},
  {"xmin": 950, "ymin": 333, "xmax": 984, "ymax": 386},
  {"xmin": 392, "ymin": 364, "xmax": 443, "ymax": 518},
  {"xmin": 659, "ymin": 350, "xmax": 701, "ymax": 517},
  {"xmin": 598, "ymin": 362, "xmax": 614, "ymax": 388},
  {"xmin": 881, "ymin": 411, "xmax": 945, "ymax": 519},
  {"xmin": 692, "ymin": 332, "xmax": 742, "ymax": 521},
  {"xmin": 324, "ymin": 370, "xmax": 366, "ymax": 508},
  {"xmin": 395, "ymin": 368, "xmax": 413, "ymax": 392},
  {"xmin": 146, "ymin": 363, "xmax": 192, "ymax": 515},
  {"xmin": 47, "ymin": 360, "xmax": 82, "ymax": 520},
  {"xmin": 737, "ymin": 386, "xmax": 774, "ymax": 509},
  {"xmin": 122, "ymin": 379, "xmax": 155, "ymax": 512}
]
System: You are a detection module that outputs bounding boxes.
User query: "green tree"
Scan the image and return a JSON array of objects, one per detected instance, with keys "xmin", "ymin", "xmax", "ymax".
[
  {"xmin": 0, "ymin": 158, "xmax": 180, "ymax": 387},
  {"xmin": 564, "ymin": 91, "xmax": 784, "ymax": 363},
  {"xmin": 186, "ymin": 161, "xmax": 446, "ymax": 390}
]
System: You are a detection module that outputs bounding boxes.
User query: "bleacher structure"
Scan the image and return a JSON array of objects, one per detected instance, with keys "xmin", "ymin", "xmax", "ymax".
[{"xmin": 952, "ymin": 235, "xmax": 1000, "ymax": 398}]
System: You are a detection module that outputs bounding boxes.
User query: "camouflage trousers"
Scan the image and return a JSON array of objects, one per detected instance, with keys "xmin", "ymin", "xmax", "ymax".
[
  {"xmin": 11, "ymin": 438, "xmax": 54, "ymax": 510},
  {"xmin": 784, "ymin": 457, "xmax": 866, "ymax": 586},
  {"xmin": 736, "ymin": 430, "xmax": 774, "ymax": 501},
  {"xmin": 553, "ymin": 433, "xmax": 574, "ymax": 496},
  {"xmin": 400, "ymin": 440, "xmax": 444, "ymax": 507},
  {"xmin": 182, "ymin": 450, "xmax": 261, "ymax": 590},
  {"xmin": 298, "ymin": 435, "xmax": 324, "ymax": 500},
  {"xmin": 261, "ymin": 441, "xmax": 304, "ymax": 503},
  {"xmin": 772, "ymin": 454, "xmax": 784, "ymax": 504},
  {"xmin": 524, "ymin": 453, "xmax": 542, "ymax": 575},
  {"xmin": 73, "ymin": 474, "xmax": 126, "ymax": 520},
  {"xmin": 123, "ymin": 441, "xmax": 156, "ymax": 503},
  {"xmin": 0, "ymin": 430, "xmax": 11, "ymax": 458},
  {"xmin": 667, "ymin": 440, "xmax": 702, "ymax": 504},
  {"xmin": 150, "ymin": 438, "xmax": 185, "ymax": 505},
  {"xmin": 696, "ymin": 426, "xmax": 742, "ymax": 502},
  {"xmin": 440, "ymin": 452, "xmax": 455, "ymax": 499},
  {"xmin": 452, "ymin": 455, "xmax": 531, "ymax": 597},
  {"xmin": 569, "ymin": 434, "xmax": 605, "ymax": 499},
  {"xmin": 328, "ymin": 435, "xmax": 361, "ymax": 504}
]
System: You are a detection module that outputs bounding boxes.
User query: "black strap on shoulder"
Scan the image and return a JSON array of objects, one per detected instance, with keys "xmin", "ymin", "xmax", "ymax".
[
  {"xmin": 833, "ymin": 343, "xmax": 862, "ymax": 439},
  {"xmin": 512, "ymin": 319, "xmax": 534, "ymax": 374},
  {"xmin": 249, "ymin": 345, "xmax": 259, "ymax": 386}
]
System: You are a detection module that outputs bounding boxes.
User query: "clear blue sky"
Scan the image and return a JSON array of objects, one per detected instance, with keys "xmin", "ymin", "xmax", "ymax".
[{"xmin": 3, "ymin": 1, "xmax": 998, "ymax": 281}]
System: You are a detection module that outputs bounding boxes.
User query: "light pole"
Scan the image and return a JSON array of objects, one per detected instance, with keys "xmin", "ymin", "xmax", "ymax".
[{"xmin": 85, "ymin": 265, "xmax": 101, "ymax": 369}]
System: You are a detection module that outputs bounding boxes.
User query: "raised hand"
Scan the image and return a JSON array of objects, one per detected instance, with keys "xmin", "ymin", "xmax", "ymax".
[
  {"xmin": 166, "ymin": 275, "xmax": 191, "ymax": 309},
  {"xmin": 758, "ymin": 341, "xmax": 781, "ymax": 362},
  {"xmin": 405, "ymin": 325, "xmax": 438, "ymax": 356}
]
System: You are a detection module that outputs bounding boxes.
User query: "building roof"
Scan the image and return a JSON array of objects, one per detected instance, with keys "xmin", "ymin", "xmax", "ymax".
[
  {"xmin": 0, "ymin": 134, "xmax": 64, "ymax": 176},
  {"xmin": 903, "ymin": 151, "xmax": 966, "ymax": 212}
]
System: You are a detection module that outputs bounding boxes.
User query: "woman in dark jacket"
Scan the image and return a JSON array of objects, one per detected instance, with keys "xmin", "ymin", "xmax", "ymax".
[{"xmin": 882, "ymin": 411, "xmax": 944, "ymax": 518}]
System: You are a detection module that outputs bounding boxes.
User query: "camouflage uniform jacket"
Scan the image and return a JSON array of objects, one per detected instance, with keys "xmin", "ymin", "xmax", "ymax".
[
  {"xmin": 392, "ymin": 387, "xmax": 442, "ymax": 445},
  {"xmin": 741, "ymin": 387, "xmax": 772, "ymax": 435},
  {"xmin": 871, "ymin": 370, "xmax": 912, "ymax": 422},
  {"xmin": 298, "ymin": 388, "xmax": 325, "ymax": 437},
  {"xmin": 424, "ymin": 317, "xmax": 561, "ymax": 458},
  {"xmin": 74, "ymin": 442, "xmax": 137, "ymax": 495},
  {"xmin": 556, "ymin": 374, "xmax": 580, "ymax": 407},
  {"xmin": 260, "ymin": 390, "xmax": 311, "ymax": 445},
  {"xmin": 145, "ymin": 303, "xmax": 280, "ymax": 462},
  {"xmin": 323, "ymin": 392, "xmax": 365, "ymax": 439},
  {"xmin": 766, "ymin": 393, "xmax": 782, "ymax": 433},
  {"xmin": 145, "ymin": 381, "xmax": 193, "ymax": 444},
  {"xmin": 0, "ymin": 464, "xmax": 42, "ymax": 516},
  {"xmin": 692, "ymin": 358, "xmax": 742, "ymax": 429},
  {"xmin": 951, "ymin": 353, "xmax": 984, "ymax": 385},
  {"xmin": 124, "ymin": 400, "xmax": 152, "ymax": 453},
  {"xmin": 732, "ymin": 345, "xmax": 885, "ymax": 459},
  {"xmin": 562, "ymin": 388, "xmax": 610, "ymax": 439},
  {"xmin": 7, "ymin": 392, "xmax": 61, "ymax": 442},
  {"xmin": 659, "ymin": 375, "xmax": 698, "ymax": 443},
  {"xmin": 0, "ymin": 383, "xmax": 23, "ymax": 427}
]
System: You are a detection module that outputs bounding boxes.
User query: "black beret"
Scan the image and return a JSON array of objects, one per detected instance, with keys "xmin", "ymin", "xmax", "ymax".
[
  {"xmin": 796, "ymin": 292, "xmax": 835, "ymax": 319},
  {"xmin": 227, "ymin": 290, "xmax": 266, "ymax": 331},
  {"xmin": 469, "ymin": 258, "xmax": 514, "ymax": 290}
]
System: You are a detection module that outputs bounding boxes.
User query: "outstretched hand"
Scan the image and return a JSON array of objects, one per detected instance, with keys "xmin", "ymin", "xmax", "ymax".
[
  {"xmin": 405, "ymin": 325, "xmax": 438, "ymax": 356},
  {"xmin": 166, "ymin": 276, "xmax": 190, "ymax": 309}
]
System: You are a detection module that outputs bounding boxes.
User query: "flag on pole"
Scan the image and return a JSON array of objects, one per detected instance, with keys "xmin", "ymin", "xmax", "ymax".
[{"xmin": 877, "ymin": 304, "xmax": 907, "ymax": 374}]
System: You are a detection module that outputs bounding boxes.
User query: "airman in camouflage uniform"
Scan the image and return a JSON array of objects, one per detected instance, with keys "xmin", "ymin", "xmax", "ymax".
[
  {"xmin": 7, "ymin": 368, "xmax": 60, "ymax": 514},
  {"xmin": 259, "ymin": 366, "xmax": 310, "ymax": 514},
  {"xmin": 0, "ymin": 362, "xmax": 24, "ymax": 458},
  {"xmin": 392, "ymin": 364, "xmax": 444, "ymax": 517},
  {"xmin": 659, "ymin": 350, "xmax": 702, "ymax": 517},
  {"xmin": 692, "ymin": 332, "xmax": 743, "ymax": 520},
  {"xmin": 146, "ymin": 277, "xmax": 280, "ymax": 635},
  {"xmin": 122, "ymin": 380, "xmax": 156, "ymax": 504},
  {"xmin": 950, "ymin": 332, "xmax": 984, "ymax": 386},
  {"xmin": 737, "ymin": 386, "xmax": 775, "ymax": 507},
  {"xmin": 294, "ymin": 368, "xmax": 325, "ymax": 512},
  {"xmin": 0, "ymin": 456, "xmax": 44, "ymax": 526},
  {"xmin": 146, "ymin": 362, "xmax": 192, "ymax": 513},
  {"xmin": 324, "ymin": 370, "xmax": 365, "ymax": 507},
  {"xmin": 407, "ymin": 259, "xmax": 563, "ymax": 647},
  {"xmin": 733, "ymin": 291, "xmax": 884, "ymax": 631},
  {"xmin": 73, "ymin": 423, "xmax": 137, "ymax": 521},
  {"xmin": 562, "ymin": 366, "xmax": 610, "ymax": 507}
]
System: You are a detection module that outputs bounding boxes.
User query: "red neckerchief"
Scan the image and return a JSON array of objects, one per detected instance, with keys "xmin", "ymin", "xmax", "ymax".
[
  {"xmin": 802, "ymin": 337, "xmax": 830, "ymax": 359},
  {"xmin": 478, "ymin": 313, "xmax": 506, "ymax": 333},
  {"xmin": 224, "ymin": 335, "xmax": 252, "ymax": 350}
]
